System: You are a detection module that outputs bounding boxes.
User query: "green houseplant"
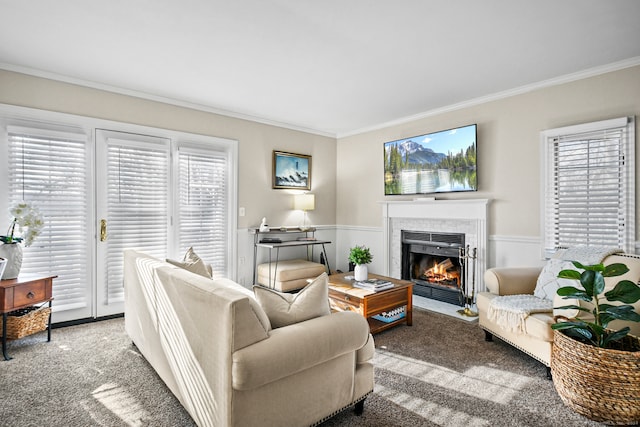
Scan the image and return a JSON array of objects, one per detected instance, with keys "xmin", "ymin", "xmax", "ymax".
[
  {"xmin": 349, "ymin": 245, "xmax": 372, "ymax": 281},
  {"xmin": 552, "ymin": 261, "xmax": 640, "ymax": 348},
  {"xmin": 550, "ymin": 261, "xmax": 640, "ymax": 424}
]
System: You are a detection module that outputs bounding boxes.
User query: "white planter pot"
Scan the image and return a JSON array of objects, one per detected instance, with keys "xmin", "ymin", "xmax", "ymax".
[
  {"xmin": 0, "ymin": 243, "xmax": 23, "ymax": 280},
  {"xmin": 354, "ymin": 264, "xmax": 368, "ymax": 281}
]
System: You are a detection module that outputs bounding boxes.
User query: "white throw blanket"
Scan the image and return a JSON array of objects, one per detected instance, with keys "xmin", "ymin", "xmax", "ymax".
[
  {"xmin": 559, "ymin": 245, "xmax": 622, "ymax": 265},
  {"xmin": 487, "ymin": 295, "xmax": 553, "ymax": 334}
]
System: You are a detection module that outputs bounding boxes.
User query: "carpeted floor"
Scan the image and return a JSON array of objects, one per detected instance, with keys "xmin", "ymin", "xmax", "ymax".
[{"xmin": 0, "ymin": 308, "xmax": 605, "ymax": 426}]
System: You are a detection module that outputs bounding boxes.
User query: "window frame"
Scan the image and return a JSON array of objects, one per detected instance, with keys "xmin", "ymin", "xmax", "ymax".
[{"xmin": 540, "ymin": 116, "xmax": 635, "ymax": 258}]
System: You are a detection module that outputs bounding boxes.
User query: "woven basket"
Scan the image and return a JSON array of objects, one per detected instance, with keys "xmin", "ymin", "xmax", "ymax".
[
  {"xmin": 551, "ymin": 329, "xmax": 640, "ymax": 425},
  {"xmin": 0, "ymin": 306, "xmax": 51, "ymax": 340}
]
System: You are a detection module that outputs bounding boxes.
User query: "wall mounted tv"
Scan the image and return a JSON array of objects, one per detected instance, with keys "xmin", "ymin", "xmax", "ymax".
[{"xmin": 384, "ymin": 123, "xmax": 477, "ymax": 195}]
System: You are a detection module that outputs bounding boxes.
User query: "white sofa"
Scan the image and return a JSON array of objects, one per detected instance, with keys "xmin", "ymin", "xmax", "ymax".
[
  {"xmin": 477, "ymin": 252, "xmax": 640, "ymax": 377},
  {"xmin": 123, "ymin": 250, "xmax": 374, "ymax": 427}
]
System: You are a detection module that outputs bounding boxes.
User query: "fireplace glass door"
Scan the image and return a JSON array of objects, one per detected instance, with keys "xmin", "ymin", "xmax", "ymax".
[{"xmin": 401, "ymin": 231, "xmax": 465, "ymax": 306}]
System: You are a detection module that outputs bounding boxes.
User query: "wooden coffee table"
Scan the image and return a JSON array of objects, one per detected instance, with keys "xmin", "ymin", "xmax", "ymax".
[{"xmin": 328, "ymin": 272, "xmax": 412, "ymax": 334}]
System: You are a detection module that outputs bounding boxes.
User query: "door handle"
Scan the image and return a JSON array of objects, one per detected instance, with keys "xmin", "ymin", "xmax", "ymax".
[{"xmin": 100, "ymin": 219, "xmax": 108, "ymax": 242}]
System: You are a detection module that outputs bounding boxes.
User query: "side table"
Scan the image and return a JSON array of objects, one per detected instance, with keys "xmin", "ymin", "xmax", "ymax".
[{"xmin": 1, "ymin": 275, "xmax": 55, "ymax": 361}]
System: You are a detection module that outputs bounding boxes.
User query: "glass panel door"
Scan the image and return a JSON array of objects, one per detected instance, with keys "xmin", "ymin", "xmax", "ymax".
[{"xmin": 95, "ymin": 129, "xmax": 170, "ymax": 317}]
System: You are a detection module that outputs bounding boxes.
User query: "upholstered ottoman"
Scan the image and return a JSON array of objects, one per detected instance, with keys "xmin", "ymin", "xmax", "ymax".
[{"xmin": 257, "ymin": 259, "xmax": 326, "ymax": 292}]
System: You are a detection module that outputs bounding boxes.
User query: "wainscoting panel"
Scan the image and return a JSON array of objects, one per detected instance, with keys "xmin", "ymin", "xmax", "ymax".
[
  {"xmin": 237, "ymin": 227, "xmax": 638, "ymax": 290},
  {"xmin": 488, "ymin": 235, "xmax": 546, "ymax": 268}
]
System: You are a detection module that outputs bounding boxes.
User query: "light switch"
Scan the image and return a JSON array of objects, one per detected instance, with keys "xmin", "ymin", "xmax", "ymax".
[{"xmin": 239, "ymin": 207, "xmax": 245, "ymax": 217}]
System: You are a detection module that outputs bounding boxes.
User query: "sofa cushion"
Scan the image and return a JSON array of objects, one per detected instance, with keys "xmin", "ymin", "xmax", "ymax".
[
  {"xmin": 257, "ymin": 259, "xmax": 326, "ymax": 282},
  {"xmin": 533, "ymin": 258, "xmax": 577, "ymax": 301},
  {"xmin": 479, "ymin": 291, "xmax": 554, "ymax": 342},
  {"xmin": 166, "ymin": 247, "xmax": 212, "ymax": 278},
  {"xmin": 253, "ymin": 273, "xmax": 331, "ymax": 328}
]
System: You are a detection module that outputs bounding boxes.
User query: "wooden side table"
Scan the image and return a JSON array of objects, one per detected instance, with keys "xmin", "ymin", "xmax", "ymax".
[
  {"xmin": 0, "ymin": 275, "xmax": 55, "ymax": 360},
  {"xmin": 328, "ymin": 272, "xmax": 413, "ymax": 334}
]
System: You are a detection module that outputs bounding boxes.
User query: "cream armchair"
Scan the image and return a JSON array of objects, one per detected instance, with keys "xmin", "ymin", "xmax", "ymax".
[{"xmin": 477, "ymin": 253, "xmax": 640, "ymax": 378}]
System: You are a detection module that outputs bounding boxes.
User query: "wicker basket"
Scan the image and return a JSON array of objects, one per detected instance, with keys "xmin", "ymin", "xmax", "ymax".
[
  {"xmin": 0, "ymin": 306, "xmax": 51, "ymax": 340},
  {"xmin": 551, "ymin": 329, "xmax": 640, "ymax": 425}
]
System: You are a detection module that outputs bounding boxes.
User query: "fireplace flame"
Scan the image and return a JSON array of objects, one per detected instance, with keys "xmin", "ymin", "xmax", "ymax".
[{"xmin": 421, "ymin": 258, "xmax": 460, "ymax": 285}]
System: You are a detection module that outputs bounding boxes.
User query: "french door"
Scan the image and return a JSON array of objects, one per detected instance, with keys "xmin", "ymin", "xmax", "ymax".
[
  {"xmin": 95, "ymin": 130, "xmax": 171, "ymax": 317},
  {"xmin": 4, "ymin": 125, "xmax": 94, "ymax": 323}
]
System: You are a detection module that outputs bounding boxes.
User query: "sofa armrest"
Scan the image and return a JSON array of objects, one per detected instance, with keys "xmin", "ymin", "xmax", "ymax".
[
  {"xmin": 484, "ymin": 267, "xmax": 542, "ymax": 295},
  {"xmin": 232, "ymin": 311, "xmax": 371, "ymax": 390}
]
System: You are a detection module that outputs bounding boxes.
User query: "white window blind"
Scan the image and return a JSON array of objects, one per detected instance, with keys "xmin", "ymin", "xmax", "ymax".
[
  {"xmin": 177, "ymin": 147, "xmax": 228, "ymax": 278},
  {"xmin": 6, "ymin": 126, "xmax": 91, "ymax": 314},
  {"xmin": 542, "ymin": 117, "xmax": 635, "ymax": 257},
  {"xmin": 104, "ymin": 137, "xmax": 169, "ymax": 305}
]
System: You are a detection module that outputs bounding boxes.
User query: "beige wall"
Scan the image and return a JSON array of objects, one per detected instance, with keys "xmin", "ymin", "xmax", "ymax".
[
  {"xmin": 2, "ymin": 65, "xmax": 639, "ymax": 242},
  {"xmin": 337, "ymin": 65, "xmax": 640, "ymax": 240},
  {"xmin": 0, "ymin": 70, "xmax": 337, "ymax": 230}
]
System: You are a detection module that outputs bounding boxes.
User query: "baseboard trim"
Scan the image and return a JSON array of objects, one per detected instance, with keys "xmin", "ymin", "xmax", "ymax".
[{"xmin": 52, "ymin": 313, "xmax": 124, "ymax": 329}]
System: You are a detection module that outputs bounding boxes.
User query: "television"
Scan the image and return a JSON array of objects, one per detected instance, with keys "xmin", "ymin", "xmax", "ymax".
[{"xmin": 383, "ymin": 123, "xmax": 477, "ymax": 195}]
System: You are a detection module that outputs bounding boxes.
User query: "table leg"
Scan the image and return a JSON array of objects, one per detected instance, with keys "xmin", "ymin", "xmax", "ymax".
[
  {"xmin": 321, "ymin": 244, "xmax": 331, "ymax": 274},
  {"xmin": 47, "ymin": 300, "xmax": 52, "ymax": 342},
  {"xmin": 406, "ymin": 286, "xmax": 413, "ymax": 326},
  {"xmin": 273, "ymin": 248, "xmax": 280, "ymax": 289},
  {"xmin": 2, "ymin": 313, "xmax": 11, "ymax": 361},
  {"xmin": 267, "ymin": 248, "xmax": 273, "ymax": 288}
]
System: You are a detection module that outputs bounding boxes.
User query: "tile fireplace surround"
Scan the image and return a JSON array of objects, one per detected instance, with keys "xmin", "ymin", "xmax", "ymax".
[{"xmin": 381, "ymin": 198, "xmax": 490, "ymax": 297}]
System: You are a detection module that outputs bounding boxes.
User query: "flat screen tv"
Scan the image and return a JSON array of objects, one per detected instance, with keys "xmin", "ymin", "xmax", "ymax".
[{"xmin": 384, "ymin": 124, "xmax": 477, "ymax": 195}]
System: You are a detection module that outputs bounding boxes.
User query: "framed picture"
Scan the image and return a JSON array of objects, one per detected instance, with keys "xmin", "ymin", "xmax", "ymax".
[{"xmin": 273, "ymin": 151, "xmax": 311, "ymax": 190}]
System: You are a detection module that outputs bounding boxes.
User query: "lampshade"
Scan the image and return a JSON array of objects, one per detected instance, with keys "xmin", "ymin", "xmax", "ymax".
[{"xmin": 294, "ymin": 193, "xmax": 315, "ymax": 211}]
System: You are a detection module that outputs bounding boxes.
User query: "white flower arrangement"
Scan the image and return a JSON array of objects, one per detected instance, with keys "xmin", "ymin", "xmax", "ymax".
[{"xmin": 1, "ymin": 201, "xmax": 44, "ymax": 247}]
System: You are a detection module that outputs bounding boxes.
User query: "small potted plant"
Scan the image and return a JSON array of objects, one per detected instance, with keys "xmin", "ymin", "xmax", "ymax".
[
  {"xmin": 349, "ymin": 245, "xmax": 372, "ymax": 281},
  {"xmin": 551, "ymin": 261, "xmax": 640, "ymax": 424}
]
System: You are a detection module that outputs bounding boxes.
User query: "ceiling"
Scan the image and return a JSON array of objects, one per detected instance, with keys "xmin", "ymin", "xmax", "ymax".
[{"xmin": 1, "ymin": 1, "xmax": 640, "ymax": 137}]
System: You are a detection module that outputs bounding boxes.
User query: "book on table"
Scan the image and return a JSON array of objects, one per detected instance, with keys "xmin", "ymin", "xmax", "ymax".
[{"xmin": 353, "ymin": 279, "xmax": 394, "ymax": 291}]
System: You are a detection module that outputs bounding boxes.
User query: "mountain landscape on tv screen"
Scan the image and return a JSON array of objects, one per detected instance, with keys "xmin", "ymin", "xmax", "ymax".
[
  {"xmin": 388, "ymin": 140, "xmax": 447, "ymax": 164},
  {"xmin": 383, "ymin": 124, "xmax": 477, "ymax": 195}
]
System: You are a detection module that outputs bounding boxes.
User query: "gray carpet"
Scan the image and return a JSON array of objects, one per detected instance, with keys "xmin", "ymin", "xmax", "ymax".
[{"xmin": 0, "ymin": 308, "xmax": 605, "ymax": 426}]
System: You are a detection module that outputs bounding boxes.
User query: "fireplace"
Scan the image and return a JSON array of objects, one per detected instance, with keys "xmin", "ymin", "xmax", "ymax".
[
  {"xmin": 401, "ymin": 230, "xmax": 465, "ymax": 306},
  {"xmin": 381, "ymin": 199, "xmax": 489, "ymax": 303}
]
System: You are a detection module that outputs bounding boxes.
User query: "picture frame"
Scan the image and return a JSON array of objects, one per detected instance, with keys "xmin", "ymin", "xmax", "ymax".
[{"xmin": 272, "ymin": 151, "xmax": 311, "ymax": 190}]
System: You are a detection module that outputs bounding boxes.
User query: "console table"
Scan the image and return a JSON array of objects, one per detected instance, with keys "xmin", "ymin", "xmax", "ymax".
[
  {"xmin": 250, "ymin": 227, "xmax": 331, "ymax": 285},
  {"xmin": 1, "ymin": 275, "xmax": 55, "ymax": 361}
]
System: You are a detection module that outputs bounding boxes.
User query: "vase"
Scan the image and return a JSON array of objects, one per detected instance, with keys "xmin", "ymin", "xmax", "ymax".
[
  {"xmin": 0, "ymin": 243, "xmax": 23, "ymax": 280},
  {"xmin": 354, "ymin": 264, "xmax": 368, "ymax": 281}
]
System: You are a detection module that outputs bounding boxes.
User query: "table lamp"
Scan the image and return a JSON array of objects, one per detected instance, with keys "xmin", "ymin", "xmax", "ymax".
[{"xmin": 294, "ymin": 193, "xmax": 315, "ymax": 231}]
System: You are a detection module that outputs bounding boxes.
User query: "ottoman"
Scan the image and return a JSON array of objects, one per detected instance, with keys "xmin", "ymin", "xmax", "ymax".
[{"xmin": 257, "ymin": 259, "xmax": 326, "ymax": 292}]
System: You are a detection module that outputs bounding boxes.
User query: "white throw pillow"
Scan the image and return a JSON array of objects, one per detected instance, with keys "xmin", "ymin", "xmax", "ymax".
[
  {"xmin": 166, "ymin": 247, "xmax": 212, "ymax": 278},
  {"xmin": 533, "ymin": 258, "xmax": 578, "ymax": 301},
  {"xmin": 253, "ymin": 273, "xmax": 331, "ymax": 328}
]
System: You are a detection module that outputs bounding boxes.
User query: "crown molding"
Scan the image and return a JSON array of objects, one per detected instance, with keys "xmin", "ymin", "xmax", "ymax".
[
  {"xmin": 3, "ymin": 56, "xmax": 639, "ymax": 141},
  {"xmin": 337, "ymin": 56, "xmax": 640, "ymax": 139},
  {"xmin": 0, "ymin": 63, "xmax": 336, "ymax": 138}
]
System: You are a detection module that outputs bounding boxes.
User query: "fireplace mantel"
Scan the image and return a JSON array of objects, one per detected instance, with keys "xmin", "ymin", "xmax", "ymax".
[{"xmin": 380, "ymin": 198, "xmax": 490, "ymax": 296}]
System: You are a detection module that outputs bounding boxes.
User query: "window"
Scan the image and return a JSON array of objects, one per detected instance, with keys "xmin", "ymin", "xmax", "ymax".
[{"xmin": 541, "ymin": 117, "xmax": 635, "ymax": 257}]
